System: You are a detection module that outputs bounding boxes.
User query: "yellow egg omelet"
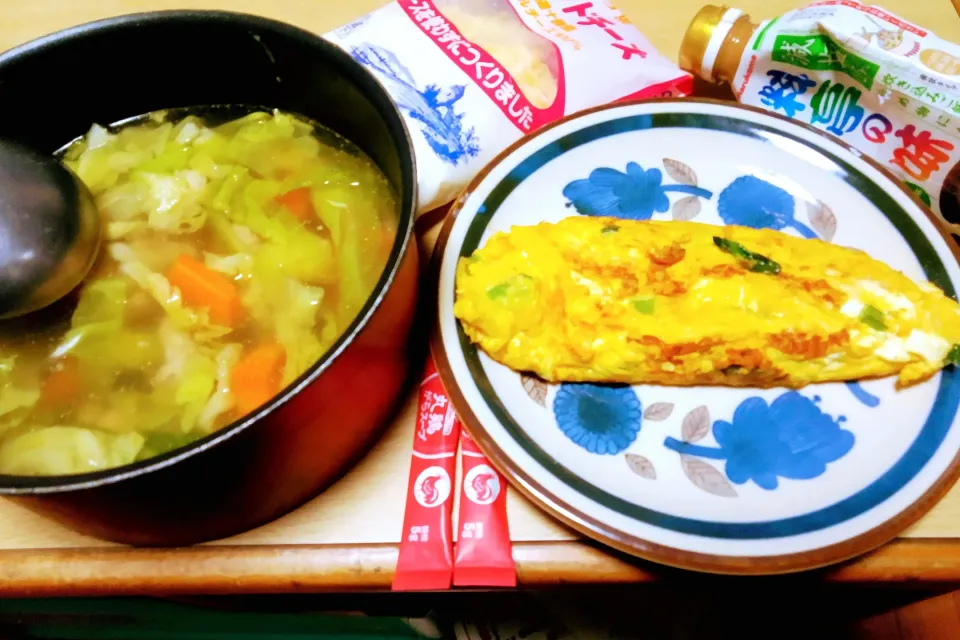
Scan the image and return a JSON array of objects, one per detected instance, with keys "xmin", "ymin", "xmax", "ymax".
[{"xmin": 453, "ymin": 217, "xmax": 960, "ymax": 389}]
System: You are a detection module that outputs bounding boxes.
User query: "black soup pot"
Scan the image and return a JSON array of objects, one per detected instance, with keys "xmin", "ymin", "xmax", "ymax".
[{"xmin": 0, "ymin": 11, "xmax": 419, "ymax": 545}]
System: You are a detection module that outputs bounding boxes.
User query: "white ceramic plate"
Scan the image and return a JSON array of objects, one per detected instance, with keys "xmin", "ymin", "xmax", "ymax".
[{"xmin": 432, "ymin": 99, "xmax": 960, "ymax": 574}]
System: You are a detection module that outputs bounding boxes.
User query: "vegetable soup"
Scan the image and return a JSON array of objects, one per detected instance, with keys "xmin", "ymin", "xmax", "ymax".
[{"xmin": 0, "ymin": 108, "xmax": 398, "ymax": 476}]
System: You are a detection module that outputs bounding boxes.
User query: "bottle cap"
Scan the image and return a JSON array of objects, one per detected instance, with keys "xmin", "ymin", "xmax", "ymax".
[{"xmin": 680, "ymin": 5, "xmax": 744, "ymax": 83}]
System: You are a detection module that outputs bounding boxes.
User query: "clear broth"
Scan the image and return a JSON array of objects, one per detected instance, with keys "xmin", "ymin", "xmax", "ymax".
[{"xmin": 0, "ymin": 106, "xmax": 398, "ymax": 475}]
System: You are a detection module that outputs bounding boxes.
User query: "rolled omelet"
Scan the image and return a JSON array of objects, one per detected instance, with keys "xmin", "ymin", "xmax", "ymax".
[{"xmin": 453, "ymin": 217, "xmax": 960, "ymax": 388}]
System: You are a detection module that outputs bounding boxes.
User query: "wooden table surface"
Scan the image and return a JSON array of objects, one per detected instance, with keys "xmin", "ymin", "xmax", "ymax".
[{"xmin": 1, "ymin": 0, "xmax": 960, "ymax": 596}]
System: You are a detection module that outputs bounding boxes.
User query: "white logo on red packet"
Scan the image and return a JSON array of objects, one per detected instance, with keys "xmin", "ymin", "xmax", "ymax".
[
  {"xmin": 441, "ymin": 404, "xmax": 457, "ymax": 436},
  {"xmin": 417, "ymin": 389, "xmax": 452, "ymax": 441},
  {"xmin": 414, "ymin": 466, "xmax": 452, "ymax": 508},
  {"xmin": 463, "ymin": 465, "xmax": 501, "ymax": 505}
]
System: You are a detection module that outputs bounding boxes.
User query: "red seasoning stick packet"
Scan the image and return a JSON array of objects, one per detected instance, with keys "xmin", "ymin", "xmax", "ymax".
[
  {"xmin": 453, "ymin": 429, "xmax": 516, "ymax": 588},
  {"xmin": 392, "ymin": 358, "xmax": 461, "ymax": 591}
]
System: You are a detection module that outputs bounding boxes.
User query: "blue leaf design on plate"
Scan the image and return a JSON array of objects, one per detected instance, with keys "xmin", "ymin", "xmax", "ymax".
[
  {"xmin": 553, "ymin": 383, "xmax": 642, "ymax": 455},
  {"xmin": 717, "ymin": 175, "xmax": 818, "ymax": 238},
  {"xmin": 563, "ymin": 162, "xmax": 713, "ymax": 220},
  {"xmin": 846, "ymin": 381, "xmax": 881, "ymax": 407},
  {"xmin": 664, "ymin": 392, "xmax": 854, "ymax": 490}
]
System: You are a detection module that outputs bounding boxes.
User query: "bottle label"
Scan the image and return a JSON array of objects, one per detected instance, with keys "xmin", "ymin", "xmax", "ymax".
[{"xmin": 731, "ymin": 0, "xmax": 960, "ymax": 237}]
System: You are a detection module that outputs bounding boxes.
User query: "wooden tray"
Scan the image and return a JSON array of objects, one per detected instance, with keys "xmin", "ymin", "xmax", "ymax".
[{"xmin": 1, "ymin": 0, "xmax": 960, "ymax": 595}]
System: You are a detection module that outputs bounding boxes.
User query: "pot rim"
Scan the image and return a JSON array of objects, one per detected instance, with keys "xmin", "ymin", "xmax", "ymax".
[{"xmin": 0, "ymin": 9, "xmax": 418, "ymax": 494}]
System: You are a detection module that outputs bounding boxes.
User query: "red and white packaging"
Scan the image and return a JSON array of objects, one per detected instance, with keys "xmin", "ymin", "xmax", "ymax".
[
  {"xmin": 392, "ymin": 358, "xmax": 462, "ymax": 591},
  {"xmin": 325, "ymin": 0, "xmax": 692, "ymax": 214},
  {"xmin": 453, "ymin": 429, "xmax": 516, "ymax": 587}
]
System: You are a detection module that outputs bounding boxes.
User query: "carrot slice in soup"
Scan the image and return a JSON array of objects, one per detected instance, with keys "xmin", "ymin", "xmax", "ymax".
[
  {"xmin": 41, "ymin": 357, "xmax": 82, "ymax": 406},
  {"xmin": 167, "ymin": 254, "xmax": 244, "ymax": 327},
  {"xmin": 275, "ymin": 187, "xmax": 315, "ymax": 222},
  {"xmin": 231, "ymin": 343, "xmax": 286, "ymax": 416}
]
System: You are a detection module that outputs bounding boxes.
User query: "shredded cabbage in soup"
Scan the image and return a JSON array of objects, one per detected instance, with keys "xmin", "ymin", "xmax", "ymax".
[{"xmin": 0, "ymin": 109, "xmax": 398, "ymax": 476}]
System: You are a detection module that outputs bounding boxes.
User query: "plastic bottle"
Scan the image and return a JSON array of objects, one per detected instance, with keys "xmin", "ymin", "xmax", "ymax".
[
  {"xmin": 679, "ymin": 2, "xmax": 960, "ymax": 237},
  {"xmin": 679, "ymin": 5, "xmax": 756, "ymax": 87}
]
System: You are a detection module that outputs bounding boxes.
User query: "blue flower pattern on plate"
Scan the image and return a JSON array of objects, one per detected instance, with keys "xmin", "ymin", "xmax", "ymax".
[
  {"xmin": 553, "ymin": 384, "xmax": 642, "ymax": 455},
  {"xmin": 562, "ymin": 162, "xmax": 712, "ymax": 219},
  {"xmin": 663, "ymin": 392, "xmax": 854, "ymax": 490},
  {"xmin": 717, "ymin": 175, "xmax": 817, "ymax": 238}
]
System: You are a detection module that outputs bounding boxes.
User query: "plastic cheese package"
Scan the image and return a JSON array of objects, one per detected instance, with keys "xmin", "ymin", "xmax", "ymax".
[
  {"xmin": 681, "ymin": 1, "xmax": 960, "ymax": 239},
  {"xmin": 325, "ymin": 0, "xmax": 693, "ymax": 214}
]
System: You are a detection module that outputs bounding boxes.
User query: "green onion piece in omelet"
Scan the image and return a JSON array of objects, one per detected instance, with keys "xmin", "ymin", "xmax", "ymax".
[
  {"xmin": 948, "ymin": 344, "xmax": 960, "ymax": 365},
  {"xmin": 713, "ymin": 237, "xmax": 781, "ymax": 275},
  {"xmin": 486, "ymin": 274, "xmax": 533, "ymax": 300},
  {"xmin": 632, "ymin": 298, "xmax": 655, "ymax": 314},
  {"xmin": 859, "ymin": 304, "xmax": 887, "ymax": 331},
  {"xmin": 487, "ymin": 283, "xmax": 510, "ymax": 299}
]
